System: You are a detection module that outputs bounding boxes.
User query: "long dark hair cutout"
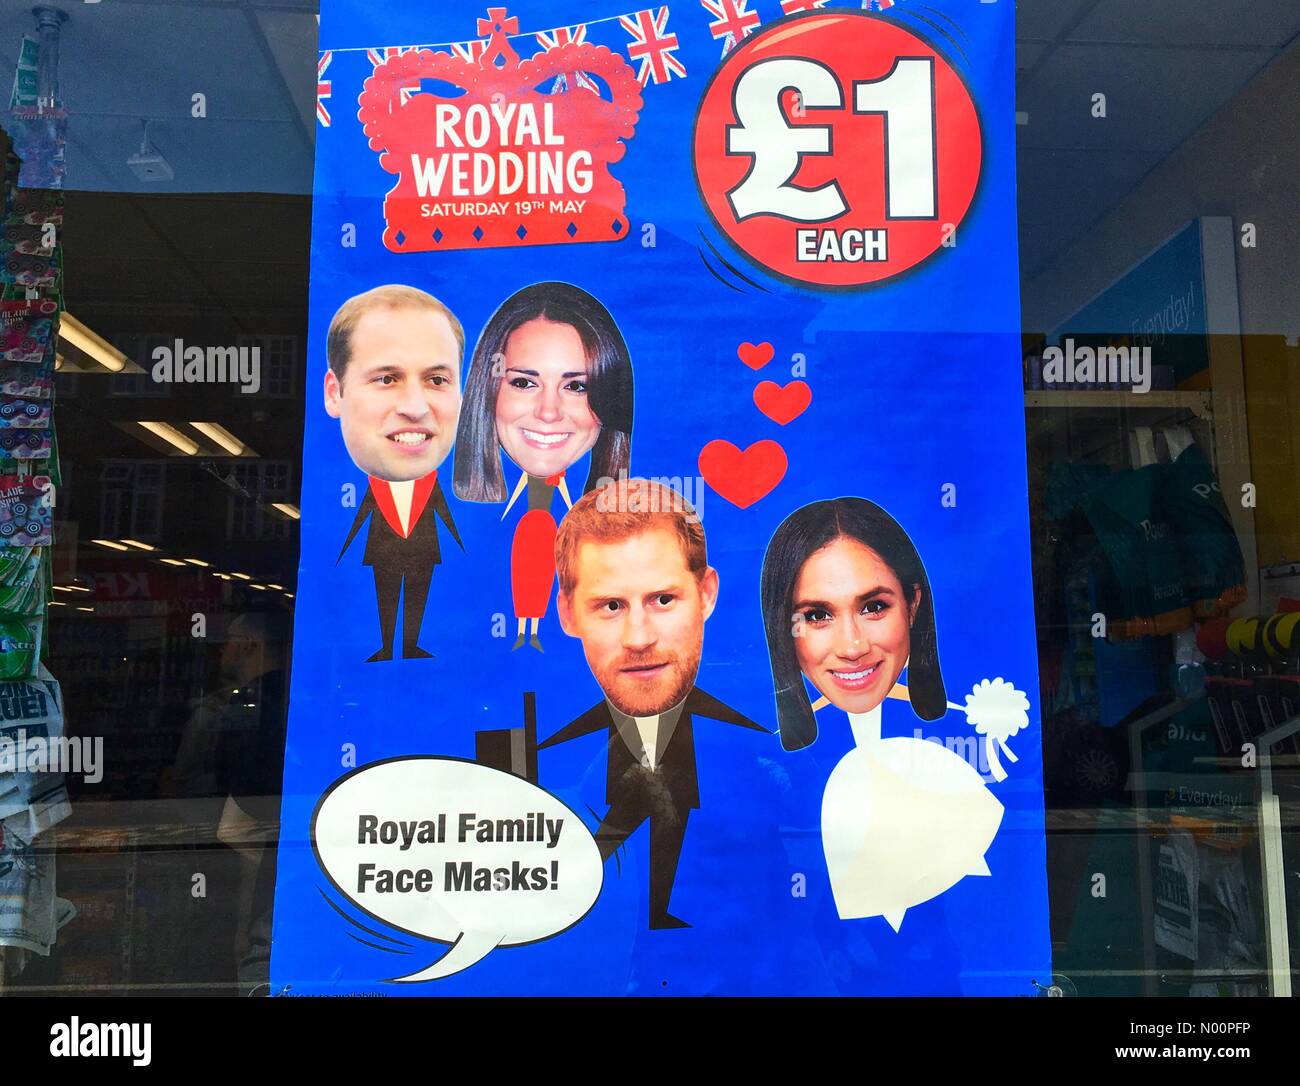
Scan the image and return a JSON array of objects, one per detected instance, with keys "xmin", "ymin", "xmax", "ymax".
[
  {"xmin": 760, "ymin": 497, "xmax": 946, "ymax": 752},
  {"xmin": 453, "ymin": 282, "xmax": 633, "ymax": 502}
]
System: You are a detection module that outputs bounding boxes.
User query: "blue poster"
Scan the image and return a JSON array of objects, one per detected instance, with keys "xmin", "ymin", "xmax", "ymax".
[{"xmin": 273, "ymin": 0, "xmax": 1050, "ymax": 995}]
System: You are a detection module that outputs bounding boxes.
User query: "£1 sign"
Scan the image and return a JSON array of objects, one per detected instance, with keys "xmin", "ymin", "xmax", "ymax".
[{"xmin": 693, "ymin": 9, "xmax": 982, "ymax": 289}]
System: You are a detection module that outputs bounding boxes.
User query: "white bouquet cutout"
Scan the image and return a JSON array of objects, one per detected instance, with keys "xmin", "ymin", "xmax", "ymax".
[{"xmin": 949, "ymin": 678, "xmax": 1030, "ymax": 782}]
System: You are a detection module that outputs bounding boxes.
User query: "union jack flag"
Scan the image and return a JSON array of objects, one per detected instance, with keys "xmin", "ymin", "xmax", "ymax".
[
  {"xmin": 620, "ymin": 7, "xmax": 687, "ymax": 86},
  {"xmin": 450, "ymin": 39, "xmax": 489, "ymax": 64},
  {"xmin": 535, "ymin": 24, "xmax": 598, "ymax": 94},
  {"xmin": 700, "ymin": 0, "xmax": 760, "ymax": 56},
  {"xmin": 535, "ymin": 24, "xmax": 587, "ymax": 50},
  {"xmin": 864, "ymin": 0, "xmax": 896, "ymax": 10},
  {"xmin": 779, "ymin": 0, "xmax": 829, "ymax": 12},
  {"xmin": 317, "ymin": 51, "xmax": 332, "ymax": 126},
  {"xmin": 367, "ymin": 46, "xmax": 420, "ymax": 105}
]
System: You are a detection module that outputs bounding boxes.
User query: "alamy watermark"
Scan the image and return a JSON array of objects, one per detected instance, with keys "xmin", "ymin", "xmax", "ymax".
[
  {"xmin": 594, "ymin": 470, "xmax": 705, "ymax": 524},
  {"xmin": 1040, "ymin": 337, "xmax": 1152, "ymax": 393},
  {"xmin": 0, "ymin": 729, "xmax": 103, "ymax": 783},
  {"xmin": 151, "ymin": 338, "xmax": 261, "ymax": 393}
]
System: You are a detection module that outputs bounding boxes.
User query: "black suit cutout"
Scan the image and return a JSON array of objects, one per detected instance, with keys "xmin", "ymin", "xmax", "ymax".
[
  {"xmin": 540, "ymin": 686, "xmax": 765, "ymax": 927},
  {"xmin": 337, "ymin": 479, "xmax": 462, "ymax": 657}
]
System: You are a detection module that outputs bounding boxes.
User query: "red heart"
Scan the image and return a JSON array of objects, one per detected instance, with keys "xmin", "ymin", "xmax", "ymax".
[
  {"xmin": 698, "ymin": 439, "xmax": 788, "ymax": 509},
  {"xmin": 753, "ymin": 380, "xmax": 812, "ymax": 425},
  {"xmin": 737, "ymin": 341, "xmax": 775, "ymax": 370}
]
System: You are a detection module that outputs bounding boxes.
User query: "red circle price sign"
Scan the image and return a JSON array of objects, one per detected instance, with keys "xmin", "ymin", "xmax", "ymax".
[{"xmin": 693, "ymin": 10, "xmax": 982, "ymax": 290}]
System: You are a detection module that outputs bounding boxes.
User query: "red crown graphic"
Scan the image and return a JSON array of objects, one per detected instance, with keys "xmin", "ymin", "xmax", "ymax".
[{"xmin": 358, "ymin": 7, "xmax": 643, "ymax": 253}]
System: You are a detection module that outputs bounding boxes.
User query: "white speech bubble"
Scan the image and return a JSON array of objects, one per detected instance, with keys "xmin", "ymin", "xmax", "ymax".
[{"xmin": 312, "ymin": 757, "xmax": 603, "ymax": 982}]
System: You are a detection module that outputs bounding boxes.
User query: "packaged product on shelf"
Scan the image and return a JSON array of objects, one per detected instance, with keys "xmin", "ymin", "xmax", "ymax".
[
  {"xmin": 0, "ymin": 814, "xmax": 75, "ymax": 956},
  {"xmin": 0, "ymin": 674, "xmax": 72, "ymax": 832},
  {"xmin": 0, "ymin": 248, "xmax": 58, "ymax": 289},
  {"xmin": 0, "ymin": 361, "xmax": 52, "ymax": 401},
  {"xmin": 0, "ymin": 222, "xmax": 55, "ymax": 256},
  {"xmin": 0, "ymin": 298, "xmax": 57, "ymax": 363},
  {"xmin": 6, "ymin": 188, "xmax": 62, "ymax": 229},
  {"xmin": 0, "ymin": 617, "xmax": 41, "ymax": 680},
  {"xmin": 0, "ymin": 396, "xmax": 49, "ymax": 427},
  {"xmin": 0, "ymin": 427, "xmax": 50, "ymax": 460},
  {"xmin": 0, "ymin": 548, "xmax": 43, "ymax": 615},
  {"xmin": 0, "ymin": 474, "xmax": 51, "ymax": 545}
]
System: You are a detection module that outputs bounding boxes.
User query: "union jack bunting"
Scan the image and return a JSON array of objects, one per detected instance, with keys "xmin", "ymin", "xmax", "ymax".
[
  {"xmin": 534, "ymin": 23, "xmax": 587, "ymax": 49},
  {"xmin": 779, "ymin": 0, "xmax": 829, "ymax": 12},
  {"xmin": 620, "ymin": 7, "xmax": 687, "ymax": 86},
  {"xmin": 535, "ymin": 24, "xmax": 599, "ymax": 93},
  {"xmin": 450, "ymin": 39, "xmax": 489, "ymax": 64},
  {"xmin": 317, "ymin": 51, "xmax": 332, "ymax": 126},
  {"xmin": 367, "ymin": 46, "xmax": 420, "ymax": 105},
  {"xmin": 700, "ymin": 0, "xmax": 760, "ymax": 56}
]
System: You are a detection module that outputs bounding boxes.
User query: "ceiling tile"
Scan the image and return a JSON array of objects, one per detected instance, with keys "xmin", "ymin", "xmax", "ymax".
[
  {"xmin": 1072, "ymin": 0, "xmax": 1300, "ymax": 48},
  {"xmin": 1017, "ymin": 43, "xmax": 1274, "ymax": 153}
]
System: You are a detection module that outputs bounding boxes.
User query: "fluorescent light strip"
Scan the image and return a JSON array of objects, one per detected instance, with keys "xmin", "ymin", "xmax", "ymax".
[
  {"xmin": 159, "ymin": 558, "xmax": 187, "ymax": 567},
  {"xmin": 191, "ymin": 421, "xmax": 245, "ymax": 456},
  {"xmin": 230, "ymin": 573, "xmax": 252, "ymax": 581},
  {"xmin": 272, "ymin": 503, "xmax": 301, "ymax": 520},
  {"xmin": 55, "ymin": 583, "xmax": 92, "ymax": 593},
  {"xmin": 139, "ymin": 421, "xmax": 199, "ymax": 456},
  {"xmin": 182, "ymin": 558, "xmax": 209, "ymax": 568},
  {"xmin": 120, "ymin": 539, "xmax": 155, "ymax": 551},
  {"xmin": 76, "ymin": 606, "xmax": 94, "ymax": 612},
  {"xmin": 249, "ymin": 583, "xmax": 267, "ymax": 590},
  {"xmin": 59, "ymin": 313, "xmax": 128, "ymax": 373},
  {"xmin": 91, "ymin": 539, "xmax": 129, "ymax": 551}
]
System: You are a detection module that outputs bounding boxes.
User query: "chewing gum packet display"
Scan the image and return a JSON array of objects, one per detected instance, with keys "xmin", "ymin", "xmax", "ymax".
[
  {"xmin": 0, "ymin": 475, "xmax": 51, "ymax": 545},
  {"xmin": 0, "ymin": 547, "xmax": 44, "ymax": 615},
  {"xmin": 0, "ymin": 616, "xmax": 42, "ymax": 680}
]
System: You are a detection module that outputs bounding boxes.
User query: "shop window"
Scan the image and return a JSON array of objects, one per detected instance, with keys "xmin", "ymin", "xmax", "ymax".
[
  {"xmin": 226, "ymin": 460, "xmax": 292, "ymax": 541},
  {"xmin": 99, "ymin": 460, "xmax": 164, "ymax": 541}
]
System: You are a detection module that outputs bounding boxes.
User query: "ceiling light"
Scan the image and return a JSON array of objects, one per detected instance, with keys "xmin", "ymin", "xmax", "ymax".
[
  {"xmin": 283, "ymin": 593, "xmax": 294, "ymax": 599},
  {"xmin": 267, "ymin": 583, "xmax": 283, "ymax": 590},
  {"xmin": 59, "ymin": 313, "xmax": 128, "ymax": 373},
  {"xmin": 139, "ymin": 421, "xmax": 199, "ymax": 456},
  {"xmin": 230, "ymin": 572, "xmax": 252, "ymax": 581},
  {"xmin": 272, "ymin": 503, "xmax": 301, "ymax": 520},
  {"xmin": 249, "ymin": 583, "xmax": 267, "ymax": 590},
  {"xmin": 55, "ymin": 583, "xmax": 92, "ymax": 593},
  {"xmin": 191, "ymin": 421, "xmax": 245, "ymax": 456},
  {"xmin": 119, "ymin": 539, "xmax": 155, "ymax": 551},
  {"xmin": 159, "ymin": 558, "xmax": 187, "ymax": 567},
  {"xmin": 182, "ymin": 558, "xmax": 209, "ymax": 567},
  {"xmin": 91, "ymin": 539, "xmax": 129, "ymax": 551},
  {"xmin": 76, "ymin": 606, "xmax": 94, "ymax": 612},
  {"xmin": 49, "ymin": 600, "xmax": 65, "ymax": 607}
]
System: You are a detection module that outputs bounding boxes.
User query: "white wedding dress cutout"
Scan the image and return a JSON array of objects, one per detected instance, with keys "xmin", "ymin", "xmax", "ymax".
[{"xmin": 820, "ymin": 704, "xmax": 1004, "ymax": 931}]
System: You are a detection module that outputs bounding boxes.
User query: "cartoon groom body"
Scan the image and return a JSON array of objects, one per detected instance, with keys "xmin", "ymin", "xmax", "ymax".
[
  {"xmin": 325, "ymin": 285, "xmax": 465, "ymax": 661},
  {"xmin": 541, "ymin": 478, "xmax": 765, "ymax": 928}
]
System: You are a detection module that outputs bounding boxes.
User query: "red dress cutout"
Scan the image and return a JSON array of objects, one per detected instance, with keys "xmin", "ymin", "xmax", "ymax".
[{"xmin": 510, "ymin": 472, "xmax": 563, "ymax": 619}]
